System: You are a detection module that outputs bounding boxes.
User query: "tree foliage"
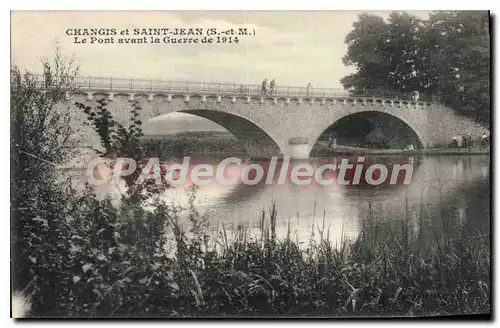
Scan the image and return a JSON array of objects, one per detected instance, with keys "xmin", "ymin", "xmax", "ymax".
[
  {"xmin": 11, "ymin": 50, "xmax": 79, "ymax": 314},
  {"xmin": 11, "ymin": 51, "xmax": 173, "ymax": 316},
  {"xmin": 341, "ymin": 11, "xmax": 490, "ymax": 126},
  {"xmin": 74, "ymin": 98, "xmax": 167, "ymax": 200}
]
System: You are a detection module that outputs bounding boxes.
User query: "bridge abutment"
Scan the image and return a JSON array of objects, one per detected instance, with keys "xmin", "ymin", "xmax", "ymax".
[{"xmin": 286, "ymin": 137, "xmax": 310, "ymax": 159}]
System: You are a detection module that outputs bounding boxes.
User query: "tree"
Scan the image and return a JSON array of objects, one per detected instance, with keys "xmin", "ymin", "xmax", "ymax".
[
  {"xmin": 425, "ymin": 11, "xmax": 490, "ymax": 125},
  {"xmin": 11, "ymin": 52, "xmax": 173, "ymax": 316},
  {"xmin": 74, "ymin": 98, "xmax": 167, "ymax": 201},
  {"xmin": 11, "ymin": 49, "xmax": 79, "ymax": 315},
  {"xmin": 341, "ymin": 14, "xmax": 392, "ymax": 92},
  {"xmin": 341, "ymin": 11, "xmax": 490, "ymax": 126}
]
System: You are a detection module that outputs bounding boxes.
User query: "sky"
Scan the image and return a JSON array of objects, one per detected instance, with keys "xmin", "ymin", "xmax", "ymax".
[
  {"xmin": 11, "ymin": 11, "xmax": 431, "ymax": 89},
  {"xmin": 11, "ymin": 11, "xmax": 430, "ymax": 130}
]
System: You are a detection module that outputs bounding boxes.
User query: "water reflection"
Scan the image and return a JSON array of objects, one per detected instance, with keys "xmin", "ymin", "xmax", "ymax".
[{"xmin": 167, "ymin": 155, "xmax": 490, "ymax": 249}]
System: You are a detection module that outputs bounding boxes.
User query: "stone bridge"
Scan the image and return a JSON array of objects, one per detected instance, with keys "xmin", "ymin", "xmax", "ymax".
[{"xmin": 60, "ymin": 76, "xmax": 489, "ymax": 159}]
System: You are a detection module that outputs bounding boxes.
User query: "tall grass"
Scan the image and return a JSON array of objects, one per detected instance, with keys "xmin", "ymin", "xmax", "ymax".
[
  {"xmin": 18, "ymin": 193, "xmax": 490, "ymax": 318},
  {"xmin": 162, "ymin": 203, "xmax": 490, "ymax": 317}
]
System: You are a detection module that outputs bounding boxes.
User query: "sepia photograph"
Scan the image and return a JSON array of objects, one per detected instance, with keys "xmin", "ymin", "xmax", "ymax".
[{"xmin": 10, "ymin": 10, "xmax": 491, "ymax": 319}]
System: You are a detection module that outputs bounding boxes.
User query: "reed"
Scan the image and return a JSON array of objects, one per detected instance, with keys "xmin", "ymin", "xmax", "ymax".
[
  {"xmin": 106, "ymin": 205, "xmax": 492, "ymax": 316},
  {"xmin": 19, "ymin": 195, "xmax": 490, "ymax": 318}
]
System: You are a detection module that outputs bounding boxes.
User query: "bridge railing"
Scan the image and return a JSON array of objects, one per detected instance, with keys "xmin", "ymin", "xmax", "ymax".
[{"xmin": 28, "ymin": 74, "xmax": 419, "ymax": 101}]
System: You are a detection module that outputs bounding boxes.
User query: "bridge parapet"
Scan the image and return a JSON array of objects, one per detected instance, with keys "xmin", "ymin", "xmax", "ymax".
[
  {"xmin": 31, "ymin": 74, "xmax": 433, "ymax": 105},
  {"xmin": 68, "ymin": 91, "xmax": 435, "ymax": 109}
]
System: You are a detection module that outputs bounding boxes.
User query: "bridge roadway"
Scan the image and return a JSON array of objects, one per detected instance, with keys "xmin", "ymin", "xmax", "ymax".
[{"xmin": 49, "ymin": 75, "xmax": 489, "ymax": 159}]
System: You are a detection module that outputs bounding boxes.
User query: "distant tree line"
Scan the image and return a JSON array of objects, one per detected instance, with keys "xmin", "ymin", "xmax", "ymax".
[{"xmin": 341, "ymin": 11, "xmax": 490, "ymax": 126}]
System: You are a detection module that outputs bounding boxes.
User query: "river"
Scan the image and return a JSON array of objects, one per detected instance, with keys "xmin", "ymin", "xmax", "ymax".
[{"xmin": 162, "ymin": 155, "xmax": 490, "ymax": 248}]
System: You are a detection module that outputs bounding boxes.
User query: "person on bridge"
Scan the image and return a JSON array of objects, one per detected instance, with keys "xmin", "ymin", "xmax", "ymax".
[
  {"xmin": 412, "ymin": 90, "xmax": 420, "ymax": 102},
  {"xmin": 306, "ymin": 82, "xmax": 312, "ymax": 96},
  {"xmin": 261, "ymin": 79, "xmax": 268, "ymax": 95},
  {"xmin": 269, "ymin": 79, "xmax": 276, "ymax": 95},
  {"xmin": 238, "ymin": 84, "xmax": 247, "ymax": 94}
]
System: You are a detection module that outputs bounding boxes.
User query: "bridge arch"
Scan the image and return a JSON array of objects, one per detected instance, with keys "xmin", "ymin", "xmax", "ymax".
[
  {"xmin": 148, "ymin": 109, "xmax": 285, "ymax": 158},
  {"xmin": 308, "ymin": 110, "xmax": 427, "ymax": 156}
]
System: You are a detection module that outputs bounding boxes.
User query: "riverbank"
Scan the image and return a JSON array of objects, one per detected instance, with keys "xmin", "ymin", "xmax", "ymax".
[
  {"xmin": 313, "ymin": 145, "xmax": 490, "ymax": 157},
  {"xmin": 140, "ymin": 135, "xmax": 491, "ymax": 159},
  {"xmin": 166, "ymin": 216, "xmax": 490, "ymax": 317}
]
